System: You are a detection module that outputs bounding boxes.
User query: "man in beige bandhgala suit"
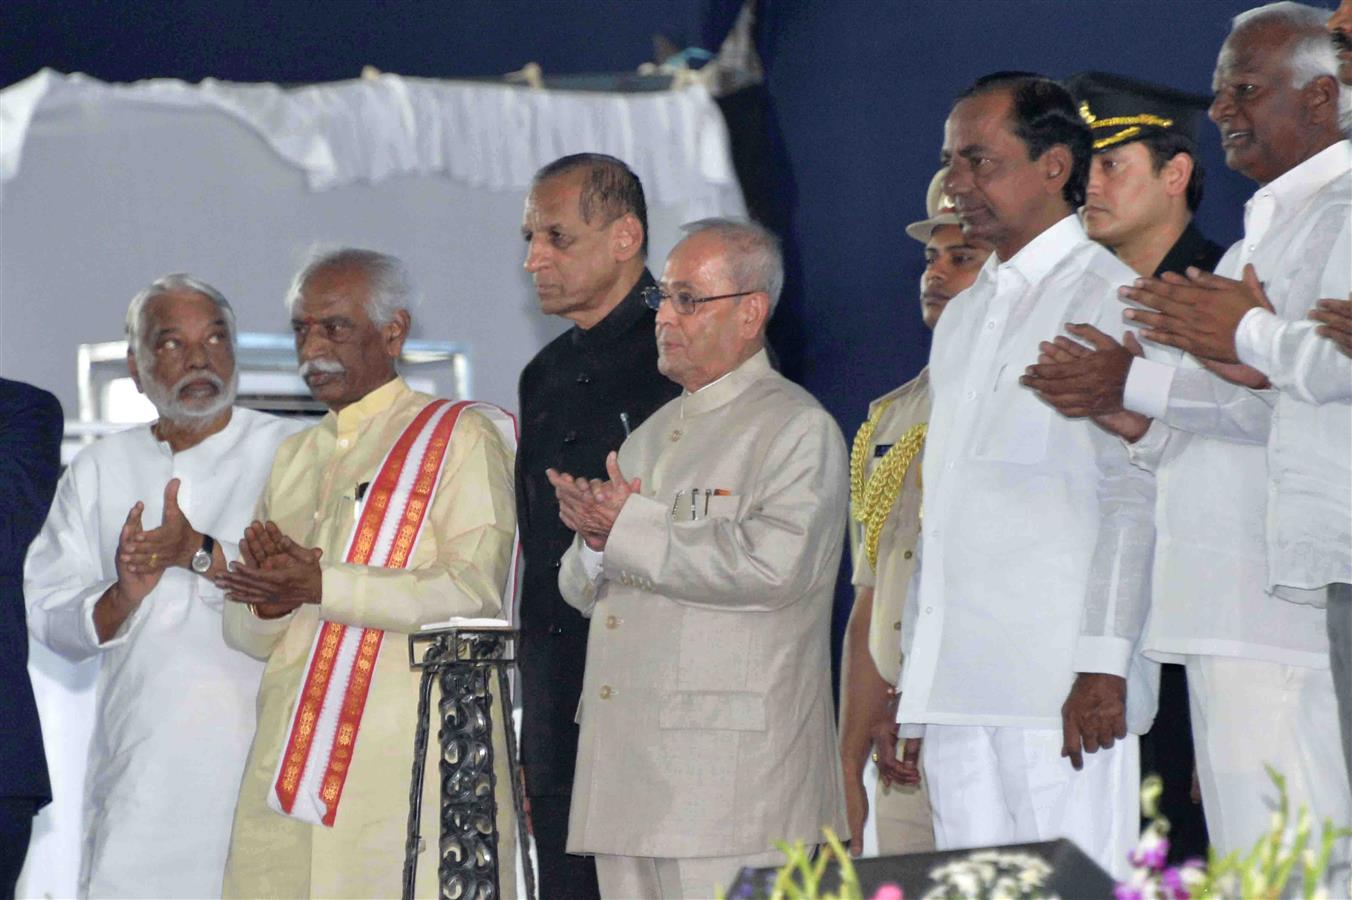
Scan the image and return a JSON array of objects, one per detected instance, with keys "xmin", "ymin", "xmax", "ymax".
[
  {"xmin": 547, "ymin": 219, "xmax": 848, "ymax": 899},
  {"xmin": 217, "ymin": 249, "xmax": 517, "ymax": 899},
  {"xmin": 839, "ymin": 171, "xmax": 991, "ymax": 856}
]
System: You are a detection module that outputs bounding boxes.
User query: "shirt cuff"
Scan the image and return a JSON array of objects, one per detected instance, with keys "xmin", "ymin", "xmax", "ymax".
[
  {"xmin": 897, "ymin": 723, "xmax": 926, "ymax": 739},
  {"xmin": 1124, "ymin": 418, "xmax": 1170, "ymax": 472},
  {"xmin": 1072, "ymin": 636, "xmax": 1133, "ymax": 678},
  {"xmin": 86, "ymin": 586, "xmax": 138, "ymax": 649},
  {"xmin": 1123, "ymin": 356, "xmax": 1175, "ymax": 420},
  {"xmin": 579, "ymin": 543, "xmax": 605, "ymax": 582},
  {"xmin": 1234, "ymin": 307, "xmax": 1277, "ymax": 374}
]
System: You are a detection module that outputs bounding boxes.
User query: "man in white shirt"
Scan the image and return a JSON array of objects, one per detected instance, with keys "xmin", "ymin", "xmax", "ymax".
[
  {"xmin": 1024, "ymin": 2, "xmax": 1352, "ymax": 862},
  {"xmin": 25, "ymin": 275, "xmax": 302, "ymax": 898},
  {"xmin": 895, "ymin": 73, "xmax": 1155, "ymax": 881}
]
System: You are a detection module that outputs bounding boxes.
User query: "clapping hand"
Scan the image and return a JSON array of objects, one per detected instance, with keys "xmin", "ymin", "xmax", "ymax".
[
  {"xmin": 119, "ymin": 479, "xmax": 201, "ymax": 574},
  {"xmin": 114, "ymin": 501, "xmax": 163, "ymax": 603},
  {"xmin": 546, "ymin": 451, "xmax": 641, "ymax": 551},
  {"xmin": 1025, "ymin": 326, "xmax": 1151, "ymax": 441},
  {"xmin": 1120, "ymin": 264, "xmax": 1273, "ymax": 366},
  {"xmin": 216, "ymin": 521, "xmax": 323, "ymax": 617},
  {"xmin": 1020, "ymin": 322, "xmax": 1140, "ymax": 419}
]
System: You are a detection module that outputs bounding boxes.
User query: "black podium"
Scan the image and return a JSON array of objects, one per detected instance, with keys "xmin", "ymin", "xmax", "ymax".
[
  {"xmin": 726, "ymin": 838, "xmax": 1115, "ymax": 899},
  {"xmin": 403, "ymin": 626, "xmax": 536, "ymax": 900}
]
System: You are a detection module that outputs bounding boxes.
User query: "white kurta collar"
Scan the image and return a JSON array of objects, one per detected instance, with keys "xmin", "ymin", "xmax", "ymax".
[
  {"xmin": 151, "ymin": 406, "xmax": 248, "ymax": 462},
  {"xmin": 969, "ymin": 214, "xmax": 1086, "ymax": 299},
  {"xmin": 997, "ymin": 214, "xmax": 1085, "ymax": 288},
  {"xmin": 1246, "ymin": 139, "xmax": 1352, "ymax": 221}
]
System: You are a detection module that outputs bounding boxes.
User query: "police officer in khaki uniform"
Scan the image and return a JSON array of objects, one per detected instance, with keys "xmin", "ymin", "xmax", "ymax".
[{"xmin": 839, "ymin": 172, "xmax": 991, "ymax": 856}]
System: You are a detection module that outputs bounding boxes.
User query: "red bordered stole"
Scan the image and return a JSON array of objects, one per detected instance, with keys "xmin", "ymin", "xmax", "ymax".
[{"xmin": 267, "ymin": 399, "xmax": 519, "ymax": 827}]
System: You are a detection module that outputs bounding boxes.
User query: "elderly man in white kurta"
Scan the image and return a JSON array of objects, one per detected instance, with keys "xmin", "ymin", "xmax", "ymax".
[
  {"xmin": 896, "ymin": 75, "xmax": 1156, "ymax": 882},
  {"xmin": 548, "ymin": 219, "xmax": 847, "ymax": 899},
  {"xmin": 25, "ymin": 275, "xmax": 302, "ymax": 898},
  {"xmin": 1108, "ymin": 5, "xmax": 1352, "ymax": 864}
]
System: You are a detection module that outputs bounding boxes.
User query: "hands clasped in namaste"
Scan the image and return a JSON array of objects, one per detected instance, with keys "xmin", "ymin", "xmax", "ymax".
[
  {"xmin": 214, "ymin": 522, "xmax": 323, "ymax": 618},
  {"xmin": 545, "ymin": 451, "xmax": 640, "ymax": 551}
]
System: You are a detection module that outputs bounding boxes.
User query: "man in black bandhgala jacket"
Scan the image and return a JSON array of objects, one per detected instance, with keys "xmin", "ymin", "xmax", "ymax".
[{"xmin": 516, "ymin": 154, "xmax": 680, "ymax": 899}]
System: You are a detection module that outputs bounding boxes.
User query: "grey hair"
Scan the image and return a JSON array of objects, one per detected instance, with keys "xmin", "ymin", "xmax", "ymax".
[
  {"xmin": 679, "ymin": 217, "xmax": 785, "ymax": 315},
  {"xmin": 1232, "ymin": 1, "xmax": 1352, "ymax": 135},
  {"xmin": 284, "ymin": 247, "xmax": 417, "ymax": 326},
  {"xmin": 125, "ymin": 273, "xmax": 236, "ymax": 359}
]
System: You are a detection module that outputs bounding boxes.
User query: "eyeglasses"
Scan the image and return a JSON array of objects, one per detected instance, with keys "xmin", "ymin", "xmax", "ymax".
[{"xmin": 640, "ymin": 285, "xmax": 756, "ymax": 316}]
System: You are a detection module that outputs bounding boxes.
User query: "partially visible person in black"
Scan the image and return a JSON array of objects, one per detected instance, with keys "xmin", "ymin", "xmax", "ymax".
[
  {"xmin": 1036, "ymin": 73, "xmax": 1225, "ymax": 864},
  {"xmin": 1066, "ymin": 72, "xmax": 1225, "ymax": 280},
  {"xmin": 516, "ymin": 153, "xmax": 679, "ymax": 899},
  {"xmin": 0, "ymin": 378, "xmax": 62, "ymax": 898}
]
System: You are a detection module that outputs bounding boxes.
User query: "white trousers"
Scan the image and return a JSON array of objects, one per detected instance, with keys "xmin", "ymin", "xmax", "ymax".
[
  {"xmin": 922, "ymin": 724, "xmax": 1138, "ymax": 881},
  {"xmin": 1186, "ymin": 655, "xmax": 1351, "ymax": 867},
  {"xmin": 594, "ymin": 847, "xmax": 787, "ymax": 900}
]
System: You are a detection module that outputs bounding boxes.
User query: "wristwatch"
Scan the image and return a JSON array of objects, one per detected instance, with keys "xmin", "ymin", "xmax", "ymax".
[{"xmin": 191, "ymin": 534, "xmax": 216, "ymax": 574}]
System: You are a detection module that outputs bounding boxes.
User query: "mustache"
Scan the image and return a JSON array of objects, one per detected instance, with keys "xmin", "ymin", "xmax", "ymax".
[
  {"xmin": 1333, "ymin": 29, "xmax": 1352, "ymax": 51},
  {"xmin": 298, "ymin": 358, "xmax": 346, "ymax": 378},
  {"xmin": 169, "ymin": 371, "xmax": 225, "ymax": 395}
]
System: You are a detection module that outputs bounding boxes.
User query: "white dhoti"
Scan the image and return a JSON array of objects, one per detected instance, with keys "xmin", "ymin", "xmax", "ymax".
[
  {"xmin": 1186, "ymin": 655, "xmax": 1351, "ymax": 868},
  {"xmin": 922, "ymin": 725, "xmax": 1138, "ymax": 881}
]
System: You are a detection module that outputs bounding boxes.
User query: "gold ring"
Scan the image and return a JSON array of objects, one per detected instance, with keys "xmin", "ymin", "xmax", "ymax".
[
  {"xmin": 871, "ymin": 750, "xmax": 879, "ymax": 763},
  {"xmin": 150, "ymin": 553, "xmax": 158, "ymax": 566}
]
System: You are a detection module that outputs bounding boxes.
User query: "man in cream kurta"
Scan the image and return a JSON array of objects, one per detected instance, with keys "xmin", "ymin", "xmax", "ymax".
[
  {"xmin": 25, "ymin": 276, "xmax": 303, "ymax": 898},
  {"xmin": 549, "ymin": 220, "xmax": 847, "ymax": 899},
  {"xmin": 218, "ymin": 249, "xmax": 517, "ymax": 899}
]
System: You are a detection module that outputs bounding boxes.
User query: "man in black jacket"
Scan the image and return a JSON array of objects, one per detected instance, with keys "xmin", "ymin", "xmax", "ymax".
[
  {"xmin": 0, "ymin": 378, "xmax": 62, "ymax": 897},
  {"xmin": 517, "ymin": 154, "xmax": 679, "ymax": 899}
]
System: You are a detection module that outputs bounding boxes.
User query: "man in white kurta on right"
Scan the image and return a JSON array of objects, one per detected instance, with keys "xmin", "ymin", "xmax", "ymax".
[
  {"xmin": 1111, "ymin": 2, "xmax": 1352, "ymax": 867},
  {"xmin": 896, "ymin": 73, "xmax": 1156, "ymax": 882},
  {"xmin": 1020, "ymin": 3, "xmax": 1352, "ymax": 871},
  {"xmin": 24, "ymin": 275, "xmax": 302, "ymax": 898}
]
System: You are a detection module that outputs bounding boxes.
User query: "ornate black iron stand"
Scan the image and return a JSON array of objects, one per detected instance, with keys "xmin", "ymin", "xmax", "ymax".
[{"xmin": 403, "ymin": 626, "xmax": 535, "ymax": 900}]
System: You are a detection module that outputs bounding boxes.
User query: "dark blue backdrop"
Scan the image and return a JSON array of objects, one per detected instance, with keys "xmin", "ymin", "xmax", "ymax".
[{"xmin": 2, "ymin": 0, "xmax": 1260, "ymax": 670}]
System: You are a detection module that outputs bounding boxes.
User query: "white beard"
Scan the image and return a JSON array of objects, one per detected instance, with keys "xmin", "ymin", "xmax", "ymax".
[{"xmin": 144, "ymin": 368, "xmax": 239, "ymax": 430}]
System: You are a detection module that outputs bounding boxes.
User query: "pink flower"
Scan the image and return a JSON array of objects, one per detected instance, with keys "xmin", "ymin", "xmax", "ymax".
[
  {"xmin": 1128, "ymin": 834, "xmax": 1170, "ymax": 871},
  {"xmin": 870, "ymin": 883, "xmax": 904, "ymax": 900}
]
